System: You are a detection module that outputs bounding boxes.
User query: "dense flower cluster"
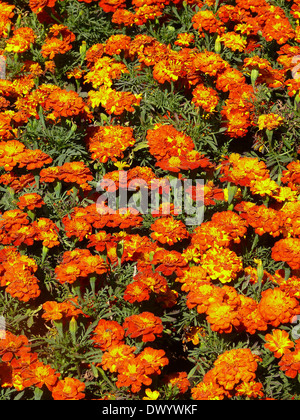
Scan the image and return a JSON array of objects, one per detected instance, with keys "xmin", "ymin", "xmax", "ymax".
[{"xmin": 1, "ymin": 0, "xmax": 300, "ymax": 402}]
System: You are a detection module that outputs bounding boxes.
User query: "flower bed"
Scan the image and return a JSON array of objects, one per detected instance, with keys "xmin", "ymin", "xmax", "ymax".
[{"xmin": 1, "ymin": 0, "xmax": 300, "ymax": 400}]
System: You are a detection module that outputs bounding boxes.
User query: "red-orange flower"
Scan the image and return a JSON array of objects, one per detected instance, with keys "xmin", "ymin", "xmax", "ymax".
[
  {"xmin": 258, "ymin": 288, "xmax": 300, "ymax": 327},
  {"xmin": 123, "ymin": 312, "xmax": 163, "ymax": 342},
  {"xmin": 51, "ymin": 377, "xmax": 85, "ymax": 400},
  {"xmin": 92, "ymin": 319, "xmax": 125, "ymax": 350},
  {"xmin": 264, "ymin": 329, "xmax": 295, "ymax": 358}
]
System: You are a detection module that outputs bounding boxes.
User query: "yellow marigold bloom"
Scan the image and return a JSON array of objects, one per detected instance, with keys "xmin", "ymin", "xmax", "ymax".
[
  {"xmin": 264, "ymin": 329, "xmax": 295, "ymax": 358},
  {"xmin": 273, "ymin": 186, "xmax": 298, "ymax": 203},
  {"xmin": 250, "ymin": 178, "xmax": 279, "ymax": 197},
  {"xmin": 5, "ymin": 27, "xmax": 36, "ymax": 53},
  {"xmin": 258, "ymin": 113, "xmax": 284, "ymax": 131},
  {"xmin": 175, "ymin": 33, "xmax": 195, "ymax": 47},
  {"xmin": 201, "ymin": 247, "xmax": 243, "ymax": 284},
  {"xmin": 143, "ymin": 389, "xmax": 160, "ymax": 400},
  {"xmin": 219, "ymin": 32, "xmax": 247, "ymax": 52}
]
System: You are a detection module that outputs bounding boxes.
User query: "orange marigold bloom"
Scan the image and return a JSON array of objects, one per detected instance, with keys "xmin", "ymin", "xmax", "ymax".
[
  {"xmin": 150, "ymin": 216, "xmax": 189, "ymax": 246},
  {"xmin": 192, "ymin": 84, "xmax": 219, "ymax": 113},
  {"xmin": 211, "ymin": 210, "xmax": 248, "ymax": 244},
  {"xmin": 43, "ymin": 88, "xmax": 90, "ymax": 120},
  {"xmin": 41, "ymin": 25, "xmax": 75, "ymax": 60},
  {"xmin": 258, "ymin": 113, "xmax": 283, "ymax": 131},
  {"xmin": 186, "ymin": 283, "xmax": 224, "ymax": 314},
  {"xmin": 193, "ymin": 50, "xmax": 229, "ymax": 77},
  {"xmin": 93, "ymin": 319, "xmax": 125, "ymax": 351},
  {"xmin": 219, "ymin": 153, "xmax": 269, "ymax": 186},
  {"xmin": 5, "ymin": 27, "xmax": 36, "ymax": 53},
  {"xmin": 262, "ymin": 15, "xmax": 295, "ymax": 45},
  {"xmin": 18, "ymin": 149, "xmax": 53, "ymax": 171},
  {"xmin": 22, "ymin": 361, "xmax": 59, "ymax": 391},
  {"xmin": 278, "ymin": 341, "xmax": 300, "ymax": 378},
  {"xmin": 0, "ymin": 140, "xmax": 26, "ymax": 172},
  {"xmin": 101, "ymin": 344, "xmax": 136, "ymax": 373},
  {"xmin": 281, "ymin": 160, "xmax": 300, "ymax": 191},
  {"xmin": 201, "ymin": 247, "xmax": 243, "ymax": 284},
  {"xmin": 86, "ymin": 125, "xmax": 135, "ymax": 163},
  {"xmin": 16, "ymin": 193, "xmax": 45, "ymax": 211},
  {"xmin": 138, "ymin": 347, "xmax": 169, "ymax": 375},
  {"xmin": 116, "ymin": 356, "xmax": 152, "ymax": 393},
  {"xmin": 264, "ymin": 329, "xmax": 295, "ymax": 358},
  {"xmin": 124, "ymin": 281, "xmax": 151, "ymax": 303},
  {"xmin": 52, "ymin": 377, "xmax": 85, "ymax": 400},
  {"xmin": 99, "ymin": 0, "xmax": 126, "ymax": 13},
  {"xmin": 123, "ymin": 312, "xmax": 163, "ymax": 342},
  {"xmin": 176, "ymin": 265, "xmax": 210, "ymax": 293},
  {"xmin": 208, "ymin": 348, "xmax": 261, "ymax": 391},
  {"xmin": 191, "ymin": 381, "xmax": 226, "ymax": 400},
  {"xmin": 175, "ymin": 33, "xmax": 195, "ymax": 47},
  {"xmin": 163, "ymin": 372, "xmax": 190, "ymax": 394},
  {"xmin": 272, "ymin": 238, "xmax": 300, "ymax": 270},
  {"xmin": 192, "ymin": 10, "xmax": 225, "ymax": 37},
  {"xmin": 236, "ymin": 201, "xmax": 282, "ymax": 237},
  {"xmin": 258, "ymin": 288, "xmax": 300, "ymax": 327},
  {"xmin": 29, "ymin": 0, "xmax": 57, "ymax": 13},
  {"xmin": 235, "ymin": 381, "xmax": 264, "ymax": 399},
  {"xmin": 219, "ymin": 32, "xmax": 247, "ymax": 52},
  {"xmin": 152, "ymin": 249, "xmax": 188, "ymax": 276},
  {"xmin": 147, "ymin": 123, "xmax": 195, "ymax": 163},
  {"xmin": 33, "ymin": 217, "xmax": 60, "ymax": 248},
  {"xmin": 216, "ymin": 67, "xmax": 246, "ymax": 92},
  {"xmin": 0, "ymin": 331, "xmax": 30, "ymax": 363}
]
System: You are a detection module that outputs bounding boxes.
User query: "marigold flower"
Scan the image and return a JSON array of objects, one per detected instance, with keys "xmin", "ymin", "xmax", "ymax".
[
  {"xmin": 93, "ymin": 319, "xmax": 125, "ymax": 351},
  {"xmin": 163, "ymin": 372, "xmax": 190, "ymax": 394},
  {"xmin": 192, "ymin": 10, "xmax": 225, "ymax": 37},
  {"xmin": 192, "ymin": 84, "xmax": 219, "ymax": 113},
  {"xmin": 271, "ymin": 238, "xmax": 300, "ymax": 270},
  {"xmin": 16, "ymin": 193, "xmax": 45, "ymax": 211},
  {"xmin": 124, "ymin": 281, "xmax": 151, "ymax": 303},
  {"xmin": 5, "ymin": 27, "xmax": 36, "ymax": 53},
  {"xmin": 33, "ymin": 217, "xmax": 60, "ymax": 248},
  {"xmin": 0, "ymin": 331, "xmax": 30, "ymax": 363},
  {"xmin": 99, "ymin": 0, "xmax": 126, "ymax": 13},
  {"xmin": 86, "ymin": 125, "xmax": 136, "ymax": 163},
  {"xmin": 116, "ymin": 356, "xmax": 152, "ymax": 393},
  {"xmin": 201, "ymin": 247, "xmax": 243, "ymax": 284},
  {"xmin": 191, "ymin": 381, "xmax": 226, "ymax": 400},
  {"xmin": 219, "ymin": 153, "xmax": 269, "ymax": 186},
  {"xmin": 264, "ymin": 329, "xmax": 295, "ymax": 358},
  {"xmin": 150, "ymin": 216, "xmax": 189, "ymax": 246},
  {"xmin": 22, "ymin": 361, "xmax": 60, "ymax": 391},
  {"xmin": 52, "ymin": 377, "xmax": 85, "ymax": 400},
  {"xmin": 138, "ymin": 347, "xmax": 169, "ymax": 375},
  {"xmin": 193, "ymin": 50, "xmax": 229, "ymax": 77},
  {"xmin": 235, "ymin": 381, "xmax": 264, "ymax": 399},
  {"xmin": 216, "ymin": 68, "xmax": 246, "ymax": 92},
  {"xmin": 41, "ymin": 25, "xmax": 75, "ymax": 60},
  {"xmin": 186, "ymin": 283, "xmax": 224, "ymax": 314},
  {"xmin": 278, "ymin": 341, "xmax": 300, "ymax": 378},
  {"xmin": 123, "ymin": 312, "xmax": 163, "ymax": 342},
  {"xmin": 206, "ymin": 301, "xmax": 241, "ymax": 334},
  {"xmin": 29, "ymin": 0, "xmax": 57, "ymax": 13},
  {"xmin": 209, "ymin": 348, "xmax": 261, "ymax": 391},
  {"xmin": 101, "ymin": 344, "xmax": 136, "ymax": 373},
  {"xmin": 219, "ymin": 32, "xmax": 247, "ymax": 52},
  {"xmin": 152, "ymin": 249, "xmax": 188, "ymax": 276},
  {"xmin": 257, "ymin": 113, "xmax": 284, "ymax": 131},
  {"xmin": 236, "ymin": 201, "xmax": 282, "ymax": 237},
  {"xmin": 281, "ymin": 161, "xmax": 300, "ymax": 190},
  {"xmin": 175, "ymin": 33, "xmax": 195, "ymax": 47},
  {"xmin": 258, "ymin": 288, "xmax": 300, "ymax": 327}
]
